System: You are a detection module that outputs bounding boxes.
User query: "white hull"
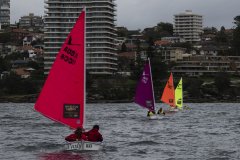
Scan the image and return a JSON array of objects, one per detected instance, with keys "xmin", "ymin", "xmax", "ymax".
[
  {"xmin": 148, "ymin": 114, "xmax": 164, "ymax": 120},
  {"xmin": 169, "ymin": 108, "xmax": 179, "ymax": 112},
  {"xmin": 148, "ymin": 115, "xmax": 158, "ymax": 120},
  {"xmin": 65, "ymin": 141, "xmax": 102, "ymax": 151}
]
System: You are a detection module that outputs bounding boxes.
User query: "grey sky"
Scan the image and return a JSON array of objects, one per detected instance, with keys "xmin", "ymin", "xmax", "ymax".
[{"xmin": 11, "ymin": 0, "xmax": 240, "ymax": 30}]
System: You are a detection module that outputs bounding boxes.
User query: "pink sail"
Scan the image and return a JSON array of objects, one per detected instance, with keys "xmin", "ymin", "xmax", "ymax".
[
  {"xmin": 34, "ymin": 10, "xmax": 85, "ymax": 129},
  {"xmin": 134, "ymin": 59, "xmax": 155, "ymax": 111}
]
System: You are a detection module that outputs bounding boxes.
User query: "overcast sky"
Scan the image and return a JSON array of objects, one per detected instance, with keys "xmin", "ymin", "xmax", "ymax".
[{"xmin": 11, "ymin": 0, "xmax": 240, "ymax": 30}]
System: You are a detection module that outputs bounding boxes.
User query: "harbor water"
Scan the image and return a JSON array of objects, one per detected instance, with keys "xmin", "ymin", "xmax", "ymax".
[{"xmin": 0, "ymin": 103, "xmax": 239, "ymax": 160}]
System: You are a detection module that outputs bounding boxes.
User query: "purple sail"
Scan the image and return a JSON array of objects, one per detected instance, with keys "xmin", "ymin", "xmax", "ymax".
[{"xmin": 134, "ymin": 59, "xmax": 155, "ymax": 111}]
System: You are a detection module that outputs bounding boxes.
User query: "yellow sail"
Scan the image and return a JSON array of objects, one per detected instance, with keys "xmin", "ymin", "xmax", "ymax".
[{"xmin": 175, "ymin": 78, "xmax": 183, "ymax": 109}]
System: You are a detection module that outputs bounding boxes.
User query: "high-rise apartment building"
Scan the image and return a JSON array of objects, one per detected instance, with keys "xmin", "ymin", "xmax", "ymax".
[
  {"xmin": 44, "ymin": 0, "xmax": 117, "ymax": 75},
  {"xmin": 174, "ymin": 10, "xmax": 203, "ymax": 43},
  {"xmin": 0, "ymin": 0, "xmax": 10, "ymax": 26}
]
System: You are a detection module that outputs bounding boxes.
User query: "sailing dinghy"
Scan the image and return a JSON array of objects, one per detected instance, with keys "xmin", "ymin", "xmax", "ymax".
[
  {"xmin": 160, "ymin": 73, "xmax": 178, "ymax": 112},
  {"xmin": 134, "ymin": 59, "xmax": 158, "ymax": 119},
  {"xmin": 175, "ymin": 78, "xmax": 190, "ymax": 110},
  {"xmin": 34, "ymin": 10, "xmax": 102, "ymax": 151}
]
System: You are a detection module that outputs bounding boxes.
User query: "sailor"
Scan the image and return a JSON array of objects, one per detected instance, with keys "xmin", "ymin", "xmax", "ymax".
[
  {"xmin": 183, "ymin": 105, "xmax": 191, "ymax": 110},
  {"xmin": 83, "ymin": 125, "xmax": 103, "ymax": 142},
  {"xmin": 157, "ymin": 108, "xmax": 165, "ymax": 115},
  {"xmin": 65, "ymin": 127, "xmax": 88, "ymax": 142},
  {"xmin": 147, "ymin": 110, "xmax": 155, "ymax": 117}
]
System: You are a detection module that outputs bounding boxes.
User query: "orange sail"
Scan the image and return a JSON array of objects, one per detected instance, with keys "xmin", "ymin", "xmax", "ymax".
[
  {"xmin": 160, "ymin": 73, "xmax": 175, "ymax": 107},
  {"xmin": 34, "ymin": 10, "xmax": 85, "ymax": 129}
]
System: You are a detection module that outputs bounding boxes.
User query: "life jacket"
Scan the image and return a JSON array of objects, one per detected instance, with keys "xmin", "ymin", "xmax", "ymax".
[
  {"xmin": 84, "ymin": 128, "xmax": 103, "ymax": 142},
  {"xmin": 147, "ymin": 111, "xmax": 154, "ymax": 117},
  {"xmin": 65, "ymin": 133, "xmax": 88, "ymax": 142}
]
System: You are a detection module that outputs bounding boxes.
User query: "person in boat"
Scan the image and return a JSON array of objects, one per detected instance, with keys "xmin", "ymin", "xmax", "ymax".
[
  {"xmin": 65, "ymin": 127, "xmax": 88, "ymax": 142},
  {"xmin": 183, "ymin": 105, "xmax": 191, "ymax": 110},
  {"xmin": 157, "ymin": 108, "xmax": 165, "ymax": 115},
  {"xmin": 147, "ymin": 110, "xmax": 155, "ymax": 117},
  {"xmin": 83, "ymin": 125, "xmax": 103, "ymax": 142}
]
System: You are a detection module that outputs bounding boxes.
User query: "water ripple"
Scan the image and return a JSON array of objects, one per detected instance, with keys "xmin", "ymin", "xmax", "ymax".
[{"xmin": 0, "ymin": 103, "xmax": 240, "ymax": 160}]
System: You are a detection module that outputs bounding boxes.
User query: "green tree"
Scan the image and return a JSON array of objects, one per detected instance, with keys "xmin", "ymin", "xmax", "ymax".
[
  {"xmin": 215, "ymin": 26, "xmax": 227, "ymax": 43},
  {"xmin": 116, "ymin": 27, "xmax": 128, "ymax": 37},
  {"xmin": 146, "ymin": 37, "xmax": 155, "ymax": 59},
  {"xmin": 232, "ymin": 16, "xmax": 240, "ymax": 55},
  {"xmin": 0, "ymin": 57, "xmax": 10, "ymax": 72},
  {"xmin": 2, "ymin": 72, "xmax": 24, "ymax": 94},
  {"xmin": 121, "ymin": 42, "xmax": 127, "ymax": 52},
  {"xmin": 130, "ymin": 39, "xmax": 144, "ymax": 80},
  {"xmin": 214, "ymin": 72, "xmax": 230, "ymax": 93},
  {"xmin": 185, "ymin": 78, "xmax": 203, "ymax": 98},
  {"xmin": 203, "ymin": 27, "xmax": 218, "ymax": 34},
  {"xmin": 0, "ymin": 32, "xmax": 11, "ymax": 43},
  {"xmin": 156, "ymin": 22, "xmax": 173, "ymax": 36}
]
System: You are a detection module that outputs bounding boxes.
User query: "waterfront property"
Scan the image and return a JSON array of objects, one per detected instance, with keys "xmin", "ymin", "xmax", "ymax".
[
  {"xmin": 44, "ymin": 0, "xmax": 117, "ymax": 75},
  {"xmin": 171, "ymin": 55, "xmax": 240, "ymax": 77}
]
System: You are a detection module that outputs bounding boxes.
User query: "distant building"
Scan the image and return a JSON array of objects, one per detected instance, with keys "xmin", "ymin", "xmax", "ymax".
[
  {"xmin": 156, "ymin": 47, "xmax": 187, "ymax": 62},
  {"xmin": 0, "ymin": 43, "xmax": 17, "ymax": 56},
  {"xmin": 44, "ymin": 0, "xmax": 117, "ymax": 75},
  {"xmin": 0, "ymin": 0, "xmax": 10, "ymax": 26},
  {"xmin": 23, "ymin": 35, "xmax": 37, "ymax": 46},
  {"xmin": 161, "ymin": 36, "xmax": 186, "ymax": 43},
  {"xmin": 19, "ymin": 13, "xmax": 44, "ymax": 29},
  {"xmin": 174, "ymin": 10, "xmax": 203, "ymax": 43},
  {"xmin": 171, "ymin": 55, "xmax": 240, "ymax": 77}
]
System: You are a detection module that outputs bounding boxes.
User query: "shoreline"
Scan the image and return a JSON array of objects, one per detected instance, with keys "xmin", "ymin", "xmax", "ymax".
[{"xmin": 0, "ymin": 95, "xmax": 239, "ymax": 103}]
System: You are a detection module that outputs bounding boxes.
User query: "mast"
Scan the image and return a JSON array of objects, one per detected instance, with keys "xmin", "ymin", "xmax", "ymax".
[
  {"xmin": 83, "ymin": 7, "xmax": 86, "ymax": 128},
  {"xmin": 148, "ymin": 58, "xmax": 155, "ymax": 110}
]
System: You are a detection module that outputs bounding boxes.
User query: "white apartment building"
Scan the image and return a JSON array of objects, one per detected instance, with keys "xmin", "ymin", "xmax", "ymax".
[
  {"xmin": 44, "ymin": 0, "xmax": 117, "ymax": 75},
  {"xmin": 174, "ymin": 10, "xmax": 203, "ymax": 43},
  {"xmin": 0, "ymin": 0, "xmax": 10, "ymax": 26}
]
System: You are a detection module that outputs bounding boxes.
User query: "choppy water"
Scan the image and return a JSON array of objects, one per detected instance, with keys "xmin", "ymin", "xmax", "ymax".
[{"xmin": 0, "ymin": 103, "xmax": 239, "ymax": 160}]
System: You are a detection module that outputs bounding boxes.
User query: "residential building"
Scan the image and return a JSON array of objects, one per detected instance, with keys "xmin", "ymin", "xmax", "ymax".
[
  {"xmin": 23, "ymin": 35, "xmax": 37, "ymax": 46},
  {"xmin": 0, "ymin": 0, "xmax": 10, "ymax": 26},
  {"xmin": 0, "ymin": 43, "xmax": 17, "ymax": 56},
  {"xmin": 19, "ymin": 13, "xmax": 44, "ymax": 29},
  {"xmin": 11, "ymin": 28, "xmax": 30, "ymax": 44},
  {"xmin": 156, "ymin": 47, "xmax": 187, "ymax": 62},
  {"xmin": 44, "ymin": 0, "xmax": 117, "ymax": 75},
  {"xmin": 161, "ymin": 36, "xmax": 186, "ymax": 43},
  {"xmin": 171, "ymin": 55, "xmax": 240, "ymax": 77},
  {"xmin": 174, "ymin": 10, "xmax": 203, "ymax": 43}
]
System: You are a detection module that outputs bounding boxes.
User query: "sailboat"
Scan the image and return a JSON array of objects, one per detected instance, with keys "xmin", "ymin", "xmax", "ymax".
[
  {"xmin": 160, "ymin": 72, "xmax": 178, "ymax": 112},
  {"xmin": 34, "ymin": 10, "xmax": 102, "ymax": 151},
  {"xmin": 175, "ymin": 77, "xmax": 183, "ymax": 110},
  {"xmin": 134, "ymin": 58, "xmax": 157, "ymax": 119}
]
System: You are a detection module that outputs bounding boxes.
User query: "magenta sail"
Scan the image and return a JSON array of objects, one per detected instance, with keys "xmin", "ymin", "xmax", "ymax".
[
  {"xmin": 134, "ymin": 59, "xmax": 155, "ymax": 111},
  {"xmin": 34, "ymin": 10, "xmax": 85, "ymax": 129}
]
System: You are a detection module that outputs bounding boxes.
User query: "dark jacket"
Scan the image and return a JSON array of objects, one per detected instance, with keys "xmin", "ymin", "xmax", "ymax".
[{"xmin": 84, "ymin": 128, "xmax": 103, "ymax": 142}]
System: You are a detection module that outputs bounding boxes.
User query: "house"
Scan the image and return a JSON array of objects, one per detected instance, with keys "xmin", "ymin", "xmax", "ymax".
[
  {"xmin": 23, "ymin": 35, "xmax": 37, "ymax": 46},
  {"xmin": 11, "ymin": 67, "xmax": 35, "ymax": 78}
]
